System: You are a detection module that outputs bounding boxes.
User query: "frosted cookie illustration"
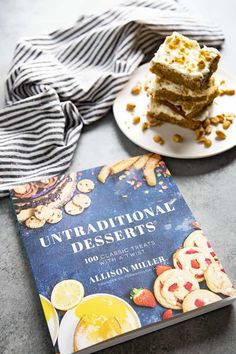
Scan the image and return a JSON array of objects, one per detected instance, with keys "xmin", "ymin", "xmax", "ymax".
[
  {"xmin": 182, "ymin": 289, "xmax": 221, "ymax": 312},
  {"xmin": 25, "ymin": 216, "xmax": 46, "ymax": 229},
  {"xmin": 65, "ymin": 201, "xmax": 84, "ymax": 216},
  {"xmin": 173, "ymin": 247, "xmax": 214, "ymax": 282},
  {"xmin": 205, "ymin": 262, "xmax": 236, "ymax": 296},
  {"xmin": 73, "ymin": 194, "xmax": 91, "ymax": 209},
  {"xmin": 77, "ymin": 179, "xmax": 95, "ymax": 193},
  {"xmin": 184, "ymin": 230, "xmax": 217, "ymax": 260},
  {"xmin": 154, "ymin": 269, "xmax": 199, "ymax": 309}
]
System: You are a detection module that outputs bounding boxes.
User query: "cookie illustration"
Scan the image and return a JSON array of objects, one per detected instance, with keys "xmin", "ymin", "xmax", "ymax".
[
  {"xmin": 73, "ymin": 194, "xmax": 91, "ymax": 209},
  {"xmin": 34, "ymin": 205, "xmax": 54, "ymax": 221},
  {"xmin": 25, "ymin": 216, "xmax": 46, "ymax": 229},
  {"xmin": 173, "ymin": 247, "xmax": 214, "ymax": 282},
  {"xmin": 13, "ymin": 184, "xmax": 31, "ymax": 195},
  {"xmin": 205, "ymin": 262, "xmax": 236, "ymax": 296},
  {"xmin": 154, "ymin": 269, "xmax": 199, "ymax": 310},
  {"xmin": 17, "ymin": 208, "xmax": 34, "ymax": 223},
  {"xmin": 182, "ymin": 289, "xmax": 221, "ymax": 312},
  {"xmin": 47, "ymin": 209, "xmax": 63, "ymax": 224},
  {"xmin": 77, "ymin": 179, "xmax": 95, "ymax": 193},
  {"xmin": 183, "ymin": 230, "xmax": 217, "ymax": 260},
  {"xmin": 37, "ymin": 177, "xmax": 58, "ymax": 189},
  {"xmin": 65, "ymin": 201, "xmax": 84, "ymax": 215},
  {"xmin": 13, "ymin": 183, "xmax": 38, "ymax": 199}
]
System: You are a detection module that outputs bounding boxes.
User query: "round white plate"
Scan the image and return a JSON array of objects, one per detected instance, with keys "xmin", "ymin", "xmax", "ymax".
[
  {"xmin": 58, "ymin": 293, "xmax": 141, "ymax": 354},
  {"xmin": 113, "ymin": 63, "xmax": 236, "ymax": 159},
  {"xmin": 39, "ymin": 294, "xmax": 59, "ymax": 346}
]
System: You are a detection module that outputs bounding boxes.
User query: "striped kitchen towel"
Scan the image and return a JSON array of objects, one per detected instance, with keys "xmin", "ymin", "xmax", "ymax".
[{"xmin": 0, "ymin": 0, "xmax": 224, "ymax": 197}]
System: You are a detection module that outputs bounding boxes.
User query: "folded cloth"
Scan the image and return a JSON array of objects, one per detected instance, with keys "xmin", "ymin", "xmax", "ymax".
[{"xmin": 0, "ymin": 0, "xmax": 224, "ymax": 197}]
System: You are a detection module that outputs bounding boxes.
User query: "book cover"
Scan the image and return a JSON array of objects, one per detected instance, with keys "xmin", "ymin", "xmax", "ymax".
[{"xmin": 10, "ymin": 154, "xmax": 235, "ymax": 354}]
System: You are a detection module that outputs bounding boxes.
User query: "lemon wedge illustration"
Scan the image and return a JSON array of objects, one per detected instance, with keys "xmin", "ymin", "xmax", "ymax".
[
  {"xmin": 51, "ymin": 280, "xmax": 84, "ymax": 311},
  {"xmin": 39, "ymin": 295, "xmax": 59, "ymax": 345},
  {"xmin": 73, "ymin": 314, "xmax": 122, "ymax": 351}
]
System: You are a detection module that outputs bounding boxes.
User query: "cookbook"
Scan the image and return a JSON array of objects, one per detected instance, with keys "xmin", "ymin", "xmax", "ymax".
[{"xmin": 10, "ymin": 154, "xmax": 235, "ymax": 354}]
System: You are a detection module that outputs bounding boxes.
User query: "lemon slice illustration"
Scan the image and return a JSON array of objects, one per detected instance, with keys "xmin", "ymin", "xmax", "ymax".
[
  {"xmin": 51, "ymin": 280, "xmax": 84, "ymax": 311},
  {"xmin": 39, "ymin": 295, "xmax": 59, "ymax": 345}
]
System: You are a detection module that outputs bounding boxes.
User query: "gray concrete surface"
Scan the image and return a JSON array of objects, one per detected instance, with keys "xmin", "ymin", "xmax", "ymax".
[{"xmin": 0, "ymin": 0, "xmax": 235, "ymax": 353}]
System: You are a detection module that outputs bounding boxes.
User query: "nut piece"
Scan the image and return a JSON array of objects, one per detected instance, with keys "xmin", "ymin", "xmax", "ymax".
[
  {"xmin": 142, "ymin": 122, "xmax": 149, "ymax": 131},
  {"xmin": 204, "ymin": 138, "xmax": 212, "ymax": 148},
  {"xmin": 215, "ymin": 130, "xmax": 226, "ymax": 140},
  {"xmin": 195, "ymin": 127, "xmax": 205, "ymax": 140},
  {"xmin": 126, "ymin": 103, "xmax": 136, "ymax": 111},
  {"xmin": 172, "ymin": 134, "xmax": 183, "ymax": 143},
  {"xmin": 203, "ymin": 118, "xmax": 211, "ymax": 128},
  {"xmin": 131, "ymin": 83, "xmax": 142, "ymax": 95},
  {"xmin": 217, "ymin": 114, "xmax": 225, "ymax": 123},
  {"xmin": 219, "ymin": 89, "xmax": 235, "ymax": 96},
  {"xmin": 222, "ymin": 120, "xmax": 231, "ymax": 130},
  {"xmin": 225, "ymin": 114, "xmax": 235, "ymax": 122},
  {"xmin": 205, "ymin": 126, "xmax": 212, "ymax": 135},
  {"xmin": 210, "ymin": 117, "xmax": 219, "ymax": 126},
  {"xmin": 148, "ymin": 119, "xmax": 163, "ymax": 127},
  {"xmin": 153, "ymin": 135, "xmax": 165, "ymax": 145},
  {"xmin": 132, "ymin": 116, "xmax": 140, "ymax": 125},
  {"xmin": 198, "ymin": 136, "xmax": 207, "ymax": 144}
]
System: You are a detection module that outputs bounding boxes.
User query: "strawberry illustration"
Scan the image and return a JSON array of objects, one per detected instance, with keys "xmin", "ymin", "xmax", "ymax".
[
  {"xmin": 192, "ymin": 221, "xmax": 201, "ymax": 229},
  {"xmin": 191, "ymin": 259, "xmax": 200, "ymax": 269},
  {"xmin": 155, "ymin": 265, "xmax": 172, "ymax": 276},
  {"xmin": 184, "ymin": 281, "xmax": 193, "ymax": 291},
  {"xmin": 168, "ymin": 283, "xmax": 178, "ymax": 292},
  {"xmin": 162, "ymin": 309, "xmax": 173, "ymax": 320},
  {"xmin": 130, "ymin": 288, "xmax": 157, "ymax": 308},
  {"xmin": 194, "ymin": 299, "xmax": 205, "ymax": 308}
]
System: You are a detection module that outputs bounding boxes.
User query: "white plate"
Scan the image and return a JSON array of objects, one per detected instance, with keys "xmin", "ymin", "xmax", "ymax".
[
  {"xmin": 58, "ymin": 293, "xmax": 141, "ymax": 354},
  {"xmin": 39, "ymin": 294, "xmax": 59, "ymax": 346},
  {"xmin": 113, "ymin": 63, "xmax": 236, "ymax": 159}
]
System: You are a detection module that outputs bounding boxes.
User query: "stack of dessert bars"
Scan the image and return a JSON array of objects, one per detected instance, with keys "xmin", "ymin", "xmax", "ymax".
[{"xmin": 146, "ymin": 32, "xmax": 221, "ymax": 129}]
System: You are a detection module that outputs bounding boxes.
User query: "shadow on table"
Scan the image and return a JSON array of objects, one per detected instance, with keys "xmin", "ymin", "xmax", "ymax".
[{"xmin": 99, "ymin": 305, "xmax": 235, "ymax": 354}]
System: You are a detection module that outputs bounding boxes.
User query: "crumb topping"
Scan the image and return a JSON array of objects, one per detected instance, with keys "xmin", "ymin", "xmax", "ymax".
[{"xmin": 152, "ymin": 32, "xmax": 220, "ymax": 77}]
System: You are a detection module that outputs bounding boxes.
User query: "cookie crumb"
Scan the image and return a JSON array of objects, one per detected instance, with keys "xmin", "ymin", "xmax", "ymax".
[
  {"xmin": 172, "ymin": 134, "xmax": 183, "ymax": 143},
  {"xmin": 126, "ymin": 103, "xmax": 136, "ymax": 111},
  {"xmin": 131, "ymin": 83, "xmax": 142, "ymax": 95},
  {"xmin": 132, "ymin": 116, "xmax": 140, "ymax": 125},
  {"xmin": 204, "ymin": 138, "xmax": 212, "ymax": 148},
  {"xmin": 142, "ymin": 122, "xmax": 149, "ymax": 131},
  {"xmin": 153, "ymin": 135, "xmax": 165, "ymax": 145}
]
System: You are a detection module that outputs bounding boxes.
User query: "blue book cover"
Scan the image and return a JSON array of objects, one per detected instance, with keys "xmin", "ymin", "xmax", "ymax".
[{"xmin": 10, "ymin": 154, "xmax": 235, "ymax": 354}]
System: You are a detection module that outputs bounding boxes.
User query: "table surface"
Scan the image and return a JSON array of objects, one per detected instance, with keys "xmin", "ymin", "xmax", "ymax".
[{"xmin": 0, "ymin": 0, "xmax": 235, "ymax": 353}]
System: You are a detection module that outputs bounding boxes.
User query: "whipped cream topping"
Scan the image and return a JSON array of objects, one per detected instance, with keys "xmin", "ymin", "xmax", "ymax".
[{"xmin": 152, "ymin": 32, "xmax": 220, "ymax": 78}]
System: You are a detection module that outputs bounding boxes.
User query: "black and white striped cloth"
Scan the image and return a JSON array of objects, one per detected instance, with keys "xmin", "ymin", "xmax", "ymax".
[{"xmin": 0, "ymin": 0, "xmax": 224, "ymax": 197}]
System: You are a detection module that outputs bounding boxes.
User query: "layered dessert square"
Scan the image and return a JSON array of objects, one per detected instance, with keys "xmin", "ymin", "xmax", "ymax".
[
  {"xmin": 150, "ymin": 32, "xmax": 221, "ymax": 90},
  {"xmin": 145, "ymin": 76, "xmax": 218, "ymax": 118},
  {"xmin": 146, "ymin": 75, "xmax": 218, "ymax": 103},
  {"xmin": 147, "ymin": 98, "xmax": 202, "ymax": 130}
]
